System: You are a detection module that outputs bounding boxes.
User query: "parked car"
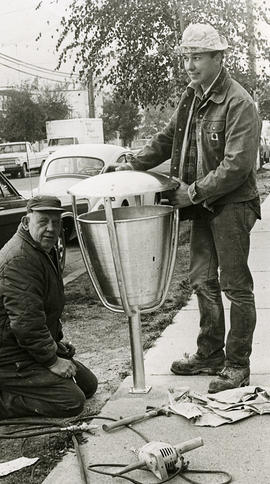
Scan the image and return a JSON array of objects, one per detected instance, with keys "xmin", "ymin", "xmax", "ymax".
[
  {"xmin": 0, "ymin": 172, "xmax": 66, "ymax": 270},
  {"xmin": 38, "ymin": 143, "xmax": 162, "ymax": 243},
  {"xmin": 0, "ymin": 142, "xmax": 43, "ymax": 178},
  {"xmin": 260, "ymin": 137, "xmax": 270, "ymax": 165}
]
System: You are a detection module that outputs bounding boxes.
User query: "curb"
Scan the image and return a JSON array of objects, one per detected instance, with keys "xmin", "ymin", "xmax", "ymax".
[{"xmin": 63, "ymin": 266, "xmax": 86, "ymax": 286}]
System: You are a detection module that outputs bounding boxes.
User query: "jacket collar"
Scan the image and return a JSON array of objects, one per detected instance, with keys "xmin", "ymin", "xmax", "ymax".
[
  {"xmin": 187, "ymin": 66, "xmax": 232, "ymax": 104},
  {"xmin": 17, "ymin": 224, "xmax": 60, "ymax": 274}
]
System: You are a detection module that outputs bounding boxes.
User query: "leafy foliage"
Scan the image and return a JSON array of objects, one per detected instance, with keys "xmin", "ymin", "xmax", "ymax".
[
  {"xmin": 258, "ymin": 84, "xmax": 270, "ymax": 119},
  {"xmin": 139, "ymin": 105, "xmax": 176, "ymax": 138},
  {"xmin": 102, "ymin": 96, "xmax": 142, "ymax": 146},
  {"xmin": 0, "ymin": 84, "xmax": 70, "ymax": 143},
  {"xmin": 54, "ymin": 0, "xmax": 270, "ymax": 109},
  {"xmin": 37, "ymin": 87, "xmax": 71, "ymax": 128}
]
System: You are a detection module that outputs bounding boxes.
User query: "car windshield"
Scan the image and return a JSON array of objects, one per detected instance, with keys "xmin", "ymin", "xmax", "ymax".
[
  {"xmin": 46, "ymin": 156, "xmax": 104, "ymax": 177},
  {"xmin": 49, "ymin": 138, "xmax": 76, "ymax": 147},
  {"xmin": 0, "ymin": 144, "xmax": 26, "ymax": 154}
]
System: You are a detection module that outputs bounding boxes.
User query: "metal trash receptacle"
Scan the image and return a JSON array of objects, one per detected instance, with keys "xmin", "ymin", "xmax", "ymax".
[
  {"xmin": 69, "ymin": 171, "xmax": 179, "ymax": 393},
  {"xmin": 78, "ymin": 205, "xmax": 174, "ymax": 308}
]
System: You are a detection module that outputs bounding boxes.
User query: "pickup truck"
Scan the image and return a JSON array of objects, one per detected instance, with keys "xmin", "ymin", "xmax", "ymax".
[{"xmin": 0, "ymin": 142, "xmax": 43, "ymax": 178}]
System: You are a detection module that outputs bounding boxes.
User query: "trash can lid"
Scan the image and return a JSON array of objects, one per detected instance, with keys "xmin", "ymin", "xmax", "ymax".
[{"xmin": 68, "ymin": 171, "xmax": 179, "ymax": 198}]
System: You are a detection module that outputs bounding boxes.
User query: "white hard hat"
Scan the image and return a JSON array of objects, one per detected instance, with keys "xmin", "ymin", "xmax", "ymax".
[{"xmin": 180, "ymin": 23, "xmax": 228, "ymax": 53}]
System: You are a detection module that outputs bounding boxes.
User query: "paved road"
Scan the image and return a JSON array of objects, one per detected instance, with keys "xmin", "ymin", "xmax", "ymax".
[
  {"xmin": 63, "ymin": 239, "xmax": 85, "ymax": 282},
  {"xmin": 10, "ymin": 173, "xmax": 39, "ymax": 196}
]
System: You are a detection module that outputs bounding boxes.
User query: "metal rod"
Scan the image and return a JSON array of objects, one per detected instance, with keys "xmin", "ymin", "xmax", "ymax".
[
  {"xmin": 71, "ymin": 195, "xmax": 124, "ymax": 313},
  {"xmin": 153, "ymin": 207, "xmax": 180, "ymax": 307},
  {"xmin": 71, "ymin": 434, "xmax": 89, "ymax": 484},
  {"xmin": 140, "ymin": 207, "xmax": 179, "ymax": 314},
  {"xmin": 104, "ymin": 197, "xmax": 133, "ymax": 317},
  {"xmin": 128, "ymin": 306, "xmax": 151, "ymax": 393},
  {"xmin": 102, "ymin": 409, "xmax": 159, "ymax": 432}
]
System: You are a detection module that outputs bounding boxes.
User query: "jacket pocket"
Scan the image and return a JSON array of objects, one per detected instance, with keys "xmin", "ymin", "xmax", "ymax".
[
  {"xmin": 202, "ymin": 119, "xmax": 225, "ymax": 136},
  {"xmin": 201, "ymin": 119, "xmax": 225, "ymax": 162}
]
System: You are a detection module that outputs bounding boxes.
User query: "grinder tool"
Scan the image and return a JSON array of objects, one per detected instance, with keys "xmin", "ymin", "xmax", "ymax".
[{"xmin": 116, "ymin": 437, "xmax": 203, "ymax": 480}]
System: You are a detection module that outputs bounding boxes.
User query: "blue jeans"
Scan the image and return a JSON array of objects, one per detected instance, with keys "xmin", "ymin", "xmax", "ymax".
[{"xmin": 189, "ymin": 202, "xmax": 258, "ymax": 368}]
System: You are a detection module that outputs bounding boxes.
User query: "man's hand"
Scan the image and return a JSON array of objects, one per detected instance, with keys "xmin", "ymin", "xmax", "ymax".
[
  {"xmin": 166, "ymin": 181, "xmax": 192, "ymax": 208},
  {"xmin": 57, "ymin": 341, "xmax": 76, "ymax": 359},
  {"xmin": 48, "ymin": 356, "xmax": 77, "ymax": 379},
  {"xmin": 102, "ymin": 162, "xmax": 134, "ymax": 173}
]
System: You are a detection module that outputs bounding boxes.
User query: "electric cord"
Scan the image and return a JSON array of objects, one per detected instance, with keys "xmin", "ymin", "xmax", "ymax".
[
  {"xmin": 84, "ymin": 417, "xmax": 232, "ymax": 484},
  {"xmin": 87, "ymin": 463, "xmax": 232, "ymax": 484},
  {"xmin": 178, "ymin": 469, "xmax": 232, "ymax": 484},
  {"xmin": 88, "ymin": 463, "xmax": 182, "ymax": 484},
  {"xmin": 0, "ymin": 426, "xmax": 72, "ymax": 439},
  {"xmin": 0, "ymin": 415, "xmax": 233, "ymax": 484},
  {"xmin": 0, "ymin": 415, "xmax": 150, "ymax": 444}
]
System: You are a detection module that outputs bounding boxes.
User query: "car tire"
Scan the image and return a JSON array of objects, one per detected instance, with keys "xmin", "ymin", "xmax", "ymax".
[
  {"xmin": 21, "ymin": 163, "xmax": 28, "ymax": 178},
  {"xmin": 57, "ymin": 227, "xmax": 66, "ymax": 273}
]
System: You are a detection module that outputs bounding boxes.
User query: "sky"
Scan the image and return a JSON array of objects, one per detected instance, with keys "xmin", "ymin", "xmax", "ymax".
[
  {"xmin": 0, "ymin": 0, "xmax": 76, "ymax": 87},
  {"xmin": 0, "ymin": 0, "xmax": 269, "ymax": 88}
]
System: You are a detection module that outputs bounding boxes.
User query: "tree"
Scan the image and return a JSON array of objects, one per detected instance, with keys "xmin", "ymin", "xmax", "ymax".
[
  {"xmin": 139, "ymin": 105, "xmax": 176, "ymax": 138},
  {"xmin": 102, "ymin": 96, "xmax": 142, "ymax": 146},
  {"xmin": 0, "ymin": 86, "xmax": 44, "ymax": 143},
  {"xmin": 259, "ymin": 88, "xmax": 270, "ymax": 120},
  {"xmin": 38, "ymin": 86, "xmax": 71, "ymax": 134},
  {"xmin": 0, "ymin": 84, "xmax": 70, "ymax": 143},
  {"xmin": 54, "ymin": 0, "xmax": 270, "ymax": 110}
]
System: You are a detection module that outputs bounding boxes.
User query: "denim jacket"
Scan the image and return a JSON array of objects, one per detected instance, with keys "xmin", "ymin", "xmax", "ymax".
[{"xmin": 131, "ymin": 68, "xmax": 260, "ymax": 207}]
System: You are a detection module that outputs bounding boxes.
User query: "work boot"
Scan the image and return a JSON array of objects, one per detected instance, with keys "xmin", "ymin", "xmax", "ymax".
[
  {"xmin": 208, "ymin": 366, "xmax": 250, "ymax": 394},
  {"xmin": 170, "ymin": 352, "xmax": 225, "ymax": 376}
]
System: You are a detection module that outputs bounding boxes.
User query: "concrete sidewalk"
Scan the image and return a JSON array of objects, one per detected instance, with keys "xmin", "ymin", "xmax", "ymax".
[{"xmin": 44, "ymin": 196, "xmax": 270, "ymax": 484}]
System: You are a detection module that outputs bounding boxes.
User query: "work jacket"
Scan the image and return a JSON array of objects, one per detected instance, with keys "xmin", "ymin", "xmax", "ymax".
[
  {"xmin": 0, "ymin": 225, "xmax": 65, "ymax": 368},
  {"xmin": 131, "ymin": 67, "xmax": 260, "ymax": 207}
]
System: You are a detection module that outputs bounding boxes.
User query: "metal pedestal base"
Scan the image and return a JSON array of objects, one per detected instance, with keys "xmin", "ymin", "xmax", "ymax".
[
  {"xmin": 129, "ymin": 385, "xmax": 152, "ymax": 394},
  {"xmin": 128, "ymin": 308, "xmax": 151, "ymax": 394}
]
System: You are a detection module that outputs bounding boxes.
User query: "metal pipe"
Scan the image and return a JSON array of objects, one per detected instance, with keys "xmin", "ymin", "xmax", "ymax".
[
  {"xmin": 128, "ymin": 306, "xmax": 151, "ymax": 393},
  {"xmin": 104, "ymin": 197, "xmax": 133, "ymax": 317},
  {"xmin": 140, "ymin": 208, "xmax": 179, "ymax": 314},
  {"xmin": 71, "ymin": 434, "xmax": 89, "ymax": 484},
  {"xmin": 72, "ymin": 195, "xmax": 124, "ymax": 314},
  {"xmin": 102, "ymin": 408, "xmax": 162, "ymax": 432}
]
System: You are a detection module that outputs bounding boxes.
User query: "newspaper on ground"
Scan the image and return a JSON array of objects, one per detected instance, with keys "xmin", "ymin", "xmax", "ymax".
[{"xmin": 168, "ymin": 386, "xmax": 270, "ymax": 427}]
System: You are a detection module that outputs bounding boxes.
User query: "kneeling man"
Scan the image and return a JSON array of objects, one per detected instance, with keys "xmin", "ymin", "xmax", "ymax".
[{"xmin": 0, "ymin": 195, "xmax": 97, "ymax": 418}]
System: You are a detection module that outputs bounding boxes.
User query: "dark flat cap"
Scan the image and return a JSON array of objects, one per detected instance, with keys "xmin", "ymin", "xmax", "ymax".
[{"xmin": 27, "ymin": 195, "xmax": 65, "ymax": 213}]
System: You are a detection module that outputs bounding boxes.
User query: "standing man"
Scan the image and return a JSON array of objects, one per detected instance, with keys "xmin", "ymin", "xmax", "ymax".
[
  {"xmin": 0, "ymin": 195, "xmax": 97, "ymax": 418},
  {"xmin": 114, "ymin": 23, "xmax": 261, "ymax": 393}
]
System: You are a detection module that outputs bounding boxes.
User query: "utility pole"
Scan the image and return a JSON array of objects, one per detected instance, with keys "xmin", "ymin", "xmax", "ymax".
[
  {"xmin": 172, "ymin": 0, "xmax": 185, "ymax": 82},
  {"xmin": 246, "ymin": 0, "xmax": 261, "ymax": 169},
  {"xmin": 87, "ymin": 71, "xmax": 95, "ymax": 118},
  {"xmin": 175, "ymin": 0, "xmax": 185, "ymax": 34},
  {"xmin": 171, "ymin": 0, "xmax": 185, "ymax": 99},
  {"xmin": 246, "ymin": 0, "xmax": 257, "ymax": 100},
  {"xmin": 173, "ymin": 0, "xmax": 185, "ymax": 49}
]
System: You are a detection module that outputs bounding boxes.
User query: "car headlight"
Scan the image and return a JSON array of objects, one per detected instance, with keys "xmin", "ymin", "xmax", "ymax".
[{"xmin": 14, "ymin": 158, "xmax": 21, "ymax": 165}]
